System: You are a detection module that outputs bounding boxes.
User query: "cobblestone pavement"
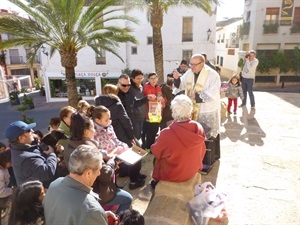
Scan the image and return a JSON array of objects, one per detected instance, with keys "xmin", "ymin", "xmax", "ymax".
[{"xmin": 1, "ymin": 91, "xmax": 300, "ymax": 225}]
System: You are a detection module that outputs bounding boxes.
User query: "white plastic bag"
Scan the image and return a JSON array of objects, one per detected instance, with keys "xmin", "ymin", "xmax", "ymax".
[{"xmin": 187, "ymin": 182, "xmax": 227, "ymax": 225}]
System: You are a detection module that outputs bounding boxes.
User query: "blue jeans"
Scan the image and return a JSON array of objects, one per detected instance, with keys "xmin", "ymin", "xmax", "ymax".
[
  {"xmin": 105, "ymin": 188, "xmax": 133, "ymax": 214},
  {"xmin": 242, "ymin": 77, "xmax": 255, "ymax": 106}
]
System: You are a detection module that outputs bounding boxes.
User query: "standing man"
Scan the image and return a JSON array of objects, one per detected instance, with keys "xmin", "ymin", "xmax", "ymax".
[
  {"xmin": 43, "ymin": 145, "xmax": 118, "ymax": 225},
  {"xmin": 117, "ymin": 73, "xmax": 155, "ymax": 143},
  {"xmin": 201, "ymin": 52, "xmax": 216, "ymax": 70},
  {"xmin": 173, "ymin": 54, "xmax": 221, "ymax": 172},
  {"xmin": 238, "ymin": 50, "xmax": 259, "ymax": 108},
  {"xmin": 173, "ymin": 60, "xmax": 189, "ymax": 96},
  {"xmin": 4, "ymin": 121, "xmax": 57, "ymax": 187}
]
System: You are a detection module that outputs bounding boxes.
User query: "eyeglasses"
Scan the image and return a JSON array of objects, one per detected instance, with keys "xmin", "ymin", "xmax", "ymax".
[
  {"xmin": 119, "ymin": 84, "xmax": 131, "ymax": 87},
  {"xmin": 189, "ymin": 62, "xmax": 203, "ymax": 67}
]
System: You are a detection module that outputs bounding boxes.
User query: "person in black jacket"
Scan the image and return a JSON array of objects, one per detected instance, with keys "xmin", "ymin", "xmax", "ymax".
[{"xmin": 117, "ymin": 73, "xmax": 155, "ymax": 143}]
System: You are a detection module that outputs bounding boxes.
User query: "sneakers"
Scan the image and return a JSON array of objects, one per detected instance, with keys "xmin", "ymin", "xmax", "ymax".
[
  {"xmin": 227, "ymin": 110, "xmax": 232, "ymax": 114},
  {"xmin": 251, "ymin": 105, "xmax": 255, "ymax": 108},
  {"xmin": 129, "ymin": 179, "xmax": 145, "ymax": 190},
  {"xmin": 239, "ymin": 104, "xmax": 245, "ymax": 108},
  {"xmin": 234, "ymin": 112, "xmax": 237, "ymax": 115}
]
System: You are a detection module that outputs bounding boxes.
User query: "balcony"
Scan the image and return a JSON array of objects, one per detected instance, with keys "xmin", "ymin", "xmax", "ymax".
[
  {"xmin": 182, "ymin": 33, "xmax": 193, "ymax": 42},
  {"xmin": 9, "ymin": 56, "xmax": 25, "ymax": 64},
  {"xmin": 263, "ymin": 21, "xmax": 279, "ymax": 34},
  {"xmin": 290, "ymin": 23, "xmax": 300, "ymax": 34},
  {"xmin": 239, "ymin": 22, "xmax": 250, "ymax": 36}
]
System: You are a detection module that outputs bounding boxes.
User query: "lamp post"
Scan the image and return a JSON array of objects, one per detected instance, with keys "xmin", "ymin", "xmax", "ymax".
[{"xmin": 207, "ymin": 29, "xmax": 212, "ymax": 41}]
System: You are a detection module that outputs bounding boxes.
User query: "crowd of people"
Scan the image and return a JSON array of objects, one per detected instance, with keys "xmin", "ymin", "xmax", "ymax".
[{"xmin": 0, "ymin": 51, "xmax": 258, "ymax": 224}]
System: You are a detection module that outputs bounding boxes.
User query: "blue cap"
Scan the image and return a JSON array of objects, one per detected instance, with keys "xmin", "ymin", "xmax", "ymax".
[{"xmin": 5, "ymin": 121, "xmax": 36, "ymax": 141}]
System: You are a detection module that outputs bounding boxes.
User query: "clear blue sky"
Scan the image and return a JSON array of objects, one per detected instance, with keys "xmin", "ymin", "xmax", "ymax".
[{"xmin": 217, "ymin": 0, "xmax": 244, "ymax": 21}]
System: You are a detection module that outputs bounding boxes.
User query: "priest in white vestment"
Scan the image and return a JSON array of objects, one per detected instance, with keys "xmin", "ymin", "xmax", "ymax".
[{"xmin": 173, "ymin": 54, "xmax": 221, "ymax": 140}]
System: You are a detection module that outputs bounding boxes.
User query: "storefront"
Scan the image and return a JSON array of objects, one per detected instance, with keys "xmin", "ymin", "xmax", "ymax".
[{"xmin": 43, "ymin": 71, "xmax": 118, "ymax": 102}]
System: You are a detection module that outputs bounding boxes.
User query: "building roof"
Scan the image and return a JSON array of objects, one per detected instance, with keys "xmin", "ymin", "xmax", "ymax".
[{"xmin": 216, "ymin": 17, "xmax": 243, "ymax": 27}]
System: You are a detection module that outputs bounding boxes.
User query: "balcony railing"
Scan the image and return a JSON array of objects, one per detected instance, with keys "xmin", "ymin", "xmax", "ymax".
[
  {"xmin": 290, "ymin": 23, "xmax": 300, "ymax": 34},
  {"xmin": 9, "ymin": 56, "xmax": 25, "ymax": 64},
  {"xmin": 182, "ymin": 33, "xmax": 193, "ymax": 42},
  {"xmin": 263, "ymin": 21, "xmax": 279, "ymax": 34},
  {"xmin": 239, "ymin": 22, "xmax": 250, "ymax": 36}
]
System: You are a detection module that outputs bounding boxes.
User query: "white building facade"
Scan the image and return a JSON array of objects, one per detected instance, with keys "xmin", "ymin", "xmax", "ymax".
[
  {"xmin": 215, "ymin": 18, "xmax": 243, "ymax": 80},
  {"xmin": 240, "ymin": 0, "xmax": 300, "ymax": 86},
  {"xmin": 40, "ymin": 6, "xmax": 217, "ymax": 102}
]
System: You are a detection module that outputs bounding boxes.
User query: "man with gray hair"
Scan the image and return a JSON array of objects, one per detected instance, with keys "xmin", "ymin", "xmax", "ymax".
[
  {"xmin": 43, "ymin": 145, "xmax": 118, "ymax": 225},
  {"xmin": 151, "ymin": 95, "xmax": 206, "ymax": 185}
]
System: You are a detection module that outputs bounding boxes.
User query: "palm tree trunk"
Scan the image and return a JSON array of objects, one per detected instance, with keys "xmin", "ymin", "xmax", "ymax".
[
  {"xmin": 65, "ymin": 67, "xmax": 78, "ymax": 108},
  {"xmin": 151, "ymin": 4, "xmax": 164, "ymax": 85},
  {"xmin": 153, "ymin": 27, "xmax": 164, "ymax": 84}
]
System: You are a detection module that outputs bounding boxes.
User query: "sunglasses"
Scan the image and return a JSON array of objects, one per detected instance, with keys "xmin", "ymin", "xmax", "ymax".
[{"xmin": 120, "ymin": 84, "xmax": 131, "ymax": 87}]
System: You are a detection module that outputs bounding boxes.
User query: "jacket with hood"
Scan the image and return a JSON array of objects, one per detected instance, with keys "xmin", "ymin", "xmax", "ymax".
[
  {"xmin": 95, "ymin": 94, "xmax": 134, "ymax": 147},
  {"xmin": 151, "ymin": 119, "xmax": 206, "ymax": 182}
]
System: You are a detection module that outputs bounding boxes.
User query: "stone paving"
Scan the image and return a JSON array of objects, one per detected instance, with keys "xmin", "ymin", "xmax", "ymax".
[
  {"xmin": 1, "ymin": 90, "xmax": 300, "ymax": 225},
  {"xmin": 122, "ymin": 91, "xmax": 300, "ymax": 225}
]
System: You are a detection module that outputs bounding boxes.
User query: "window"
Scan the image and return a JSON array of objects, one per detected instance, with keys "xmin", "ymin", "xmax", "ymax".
[
  {"xmin": 265, "ymin": 8, "xmax": 279, "ymax": 24},
  {"xmin": 294, "ymin": 7, "xmax": 300, "ymax": 24},
  {"xmin": 95, "ymin": 49, "xmax": 106, "ymax": 65},
  {"xmin": 147, "ymin": 36, "xmax": 153, "ymax": 45},
  {"xmin": 182, "ymin": 17, "xmax": 193, "ymax": 42},
  {"xmin": 182, "ymin": 50, "xmax": 192, "ymax": 63},
  {"xmin": 220, "ymin": 56, "xmax": 223, "ymax": 66},
  {"xmin": 131, "ymin": 46, "xmax": 137, "ymax": 55},
  {"xmin": 217, "ymin": 56, "xmax": 219, "ymax": 64}
]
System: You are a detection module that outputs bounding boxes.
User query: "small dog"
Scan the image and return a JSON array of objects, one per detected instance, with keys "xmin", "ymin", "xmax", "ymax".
[{"xmin": 41, "ymin": 129, "xmax": 68, "ymax": 155}]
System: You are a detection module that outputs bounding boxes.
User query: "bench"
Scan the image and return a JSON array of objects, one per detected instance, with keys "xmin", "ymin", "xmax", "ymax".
[{"xmin": 144, "ymin": 173, "xmax": 228, "ymax": 225}]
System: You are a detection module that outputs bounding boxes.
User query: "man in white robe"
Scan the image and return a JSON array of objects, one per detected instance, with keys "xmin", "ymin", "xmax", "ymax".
[{"xmin": 173, "ymin": 54, "xmax": 221, "ymax": 171}]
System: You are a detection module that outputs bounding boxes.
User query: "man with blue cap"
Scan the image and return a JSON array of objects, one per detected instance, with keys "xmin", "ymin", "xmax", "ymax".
[{"xmin": 5, "ymin": 121, "xmax": 57, "ymax": 187}]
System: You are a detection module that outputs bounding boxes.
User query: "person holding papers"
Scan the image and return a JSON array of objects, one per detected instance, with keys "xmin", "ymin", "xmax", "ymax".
[{"xmin": 89, "ymin": 105, "xmax": 146, "ymax": 190}]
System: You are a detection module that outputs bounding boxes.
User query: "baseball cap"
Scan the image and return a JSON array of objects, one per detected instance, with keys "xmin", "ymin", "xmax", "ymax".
[{"xmin": 5, "ymin": 121, "xmax": 36, "ymax": 141}]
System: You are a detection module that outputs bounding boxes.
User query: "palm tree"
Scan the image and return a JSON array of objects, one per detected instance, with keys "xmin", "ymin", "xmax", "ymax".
[
  {"xmin": 0, "ymin": 0, "xmax": 138, "ymax": 107},
  {"xmin": 122, "ymin": 0, "xmax": 219, "ymax": 84}
]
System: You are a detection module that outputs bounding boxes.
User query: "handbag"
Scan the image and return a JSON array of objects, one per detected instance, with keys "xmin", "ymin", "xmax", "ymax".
[{"xmin": 187, "ymin": 182, "xmax": 227, "ymax": 225}]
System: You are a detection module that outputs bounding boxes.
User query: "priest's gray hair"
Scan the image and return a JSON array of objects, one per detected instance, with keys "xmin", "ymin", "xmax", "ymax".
[
  {"xmin": 171, "ymin": 95, "xmax": 193, "ymax": 121},
  {"xmin": 68, "ymin": 145, "xmax": 102, "ymax": 175}
]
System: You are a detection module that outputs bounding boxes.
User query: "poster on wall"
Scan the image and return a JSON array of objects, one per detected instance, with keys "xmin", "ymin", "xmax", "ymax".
[{"xmin": 280, "ymin": 0, "xmax": 294, "ymax": 26}]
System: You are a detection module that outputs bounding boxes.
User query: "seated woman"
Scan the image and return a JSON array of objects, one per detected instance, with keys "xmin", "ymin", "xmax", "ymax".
[
  {"xmin": 64, "ymin": 113, "xmax": 132, "ymax": 214},
  {"xmin": 151, "ymin": 95, "xmax": 206, "ymax": 186},
  {"xmin": 8, "ymin": 180, "xmax": 45, "ymax": 225},
  {"xmin": 89, "ymin": 105, "xmax": 128, "ymax": 155},
  {"xmin": 94, "ymin": 84, "xmax": 146, "ymax": 190}
]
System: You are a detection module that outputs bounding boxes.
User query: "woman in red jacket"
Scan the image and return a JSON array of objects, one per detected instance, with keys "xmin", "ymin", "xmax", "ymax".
[{"xmin": 151, "ymin": 94, "xmax": 206, "ymax": 186}]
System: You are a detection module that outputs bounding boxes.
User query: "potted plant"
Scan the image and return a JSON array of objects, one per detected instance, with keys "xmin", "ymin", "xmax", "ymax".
[
  {"xmin": 9, "ymin": 91, "xmax": 20, "ymax": 105},
  {"xmin": 40, "ymin": 86, "xmax": 46, "ymax": 96},
  {"xmin": 34, "ymin": 77, "xmax": 43, "ymax": 90},
  {"xmin": 22, "ymin": 94, "xmax": 35, "ymax": 110}
]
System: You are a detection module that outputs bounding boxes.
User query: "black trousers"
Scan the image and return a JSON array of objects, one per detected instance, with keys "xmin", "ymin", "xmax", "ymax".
[
  {"xmin": 142, "ymin": 121, "xmax": 160, "ymax": 149},
  {"xmin": 119, "ymin": 160, "xmax": 142, "ymax": 182}
]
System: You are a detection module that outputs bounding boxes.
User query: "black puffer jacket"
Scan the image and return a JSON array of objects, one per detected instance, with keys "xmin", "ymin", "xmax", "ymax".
[{"xmin": 95, "ymin": 94, "xmax": 134, "ymax": 147}]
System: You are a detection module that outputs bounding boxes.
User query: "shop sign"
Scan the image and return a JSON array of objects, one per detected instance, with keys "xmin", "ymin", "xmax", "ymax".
[
  {"xmin": 74, "ymin": 72, "xmax": 108, "ymax": 77},
  {"xmin": 280, "ymin": 0, "xmax": 294, "ymax": 26}
]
